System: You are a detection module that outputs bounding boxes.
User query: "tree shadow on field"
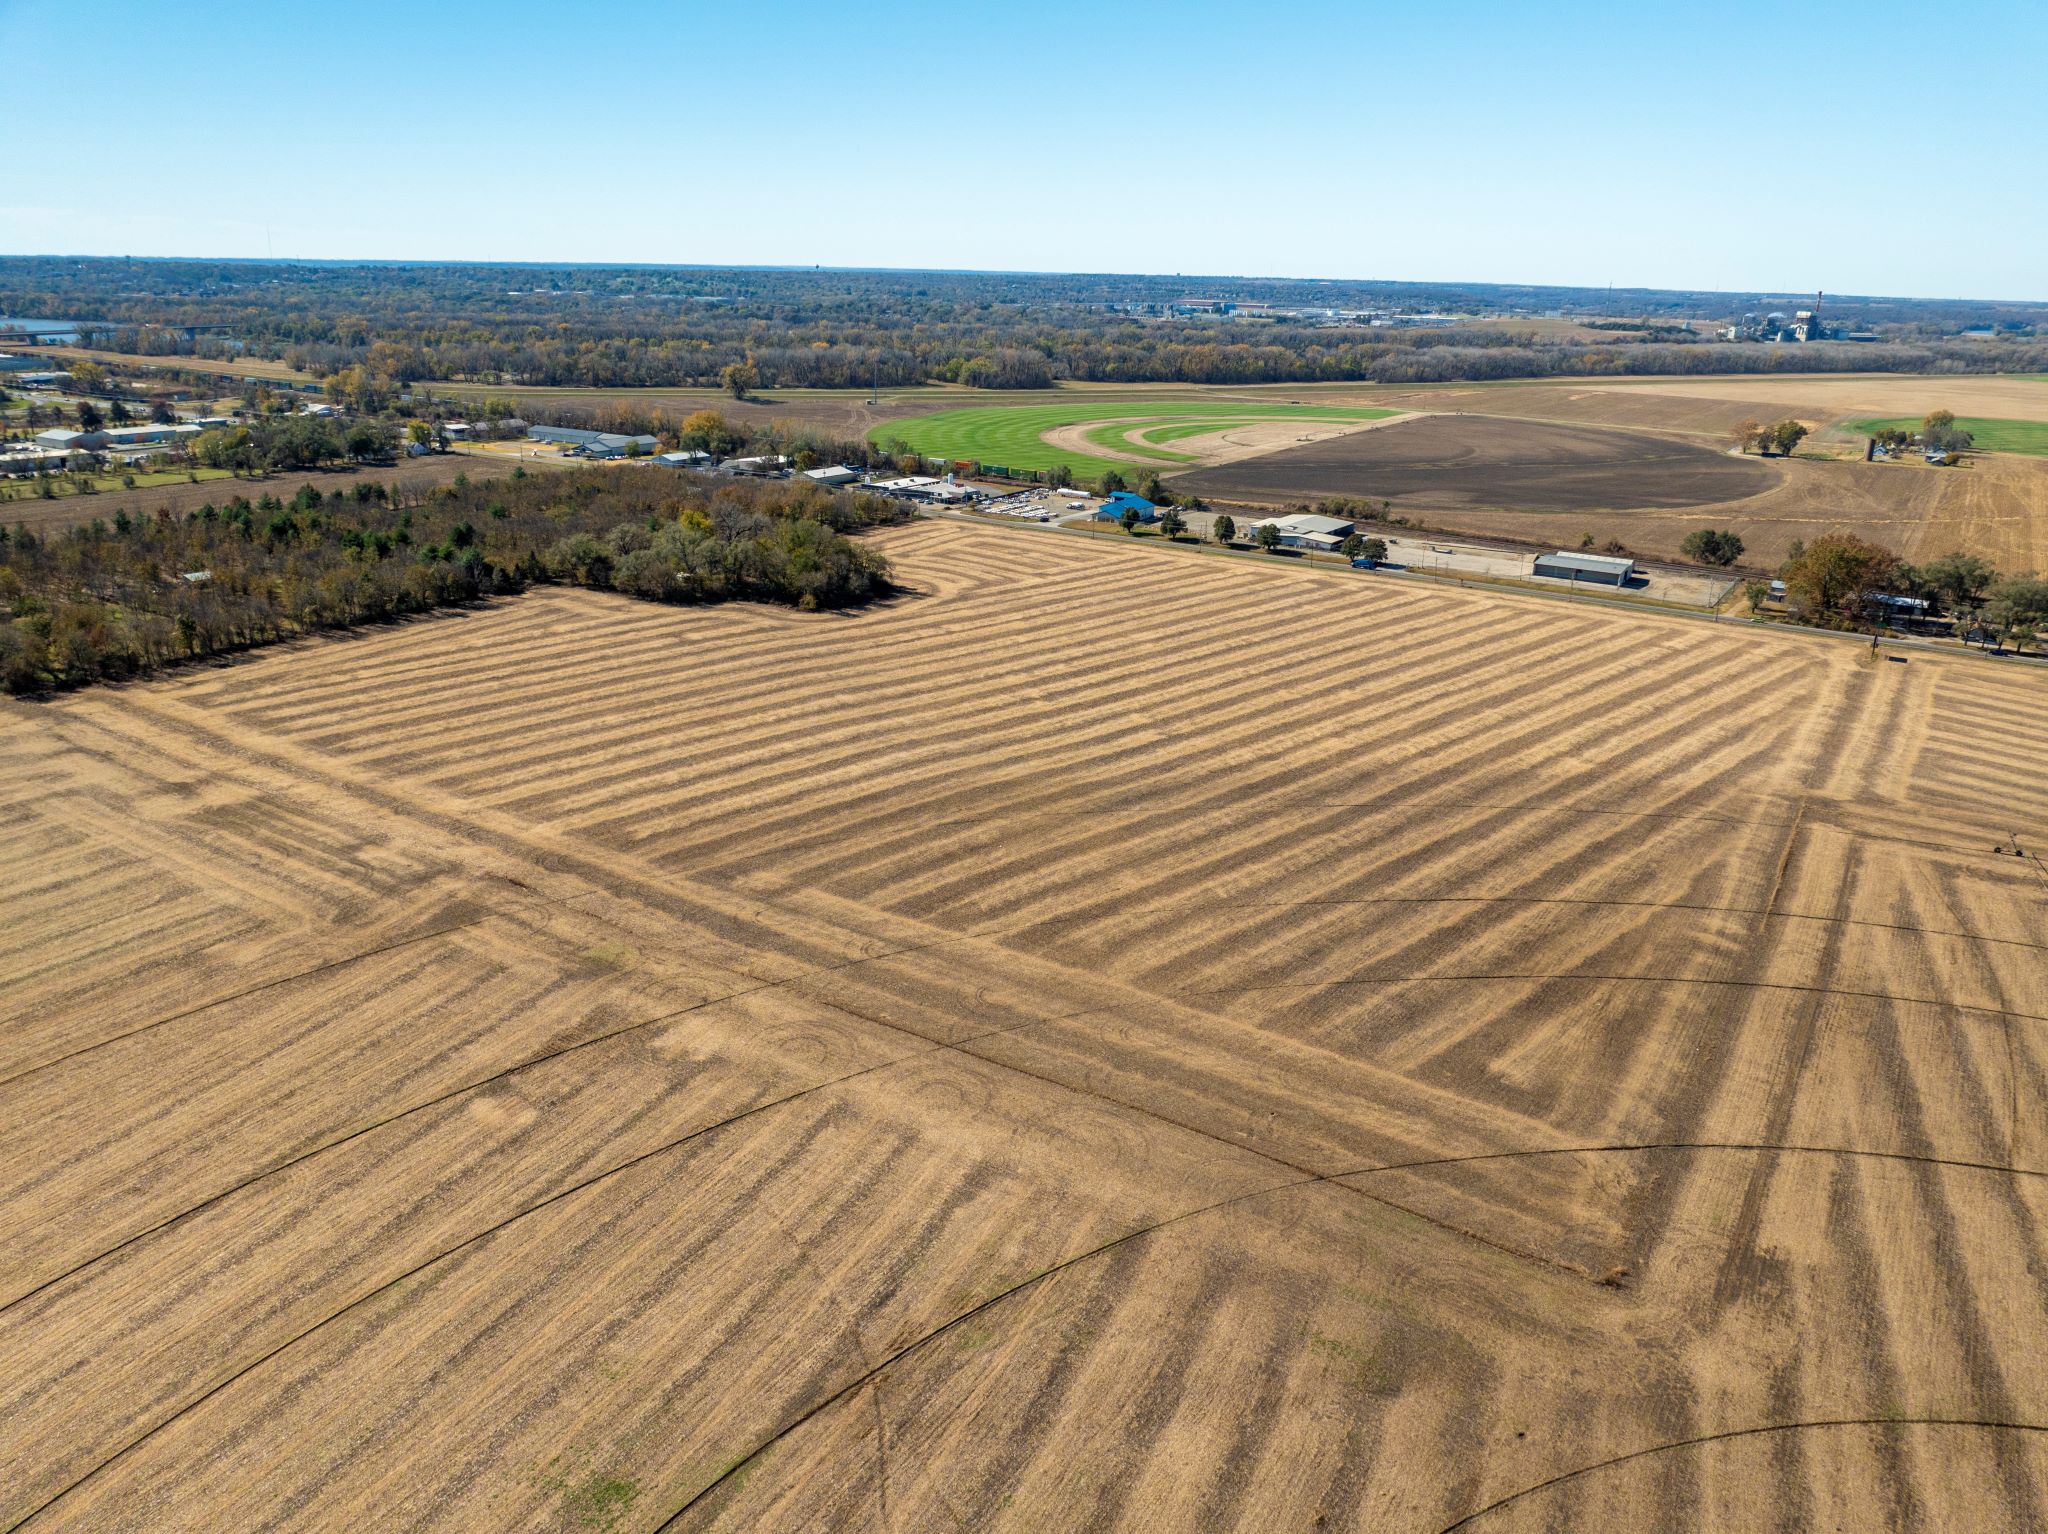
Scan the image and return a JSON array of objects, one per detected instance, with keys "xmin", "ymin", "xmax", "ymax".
[
  {"xmin": 838, "ymin": 579, "xmax": 934, "ymax": 613},
  {"xmin": 10, "ymin": 572, "xmax": 930, "ymax": 704},
  {"xmin": 11, "ymin": 599, "xmax": 510, "ymax": 702}
]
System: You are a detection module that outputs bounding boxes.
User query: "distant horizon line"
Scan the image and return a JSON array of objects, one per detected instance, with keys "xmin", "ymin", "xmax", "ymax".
[{"xmin": 0, "ymin": 252, "xmax": 2039, "ymax": 309}]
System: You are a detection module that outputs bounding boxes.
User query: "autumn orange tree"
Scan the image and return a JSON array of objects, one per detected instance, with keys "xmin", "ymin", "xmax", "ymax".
[
  {"xmin": 676, "ymin": 409, "xmax": 741, "ymax": 454},
  {"xmin": 1779, "ymin": 534, "xmax": 1901, "ymax": 625}
]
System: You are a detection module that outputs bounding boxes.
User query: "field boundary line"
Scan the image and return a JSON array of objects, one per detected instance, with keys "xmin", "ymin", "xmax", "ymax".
[
  {"xmin": 642, "ymin": 1166, "xmax": 1378, "ymax": 1533},
  {"xmin": 1761, "ymin": 797, "xmax": 1807, "ymax": 917},
  {"xmin": 651, "ymin": 1138, "xmax": 2048, "ymax": 1529},
  {"xmin": 0, "ymin": 992, "xmax": 1147, "ymax": 1534},
  {"xmin": 1172, "ymin": 969, "xmax": 2048, "ymax": 1026},
  {"xmin": 8, "ymin": 915, "xmax": 1659, "ymax": 1522},
  {"xmin": 98, "ymin": 687, "xmax": 1586, "ymax": 1155},
  {"xmin": 1434, "ymin": 1417, "xmax": 2048, "ymax": 1532},
  {"xmin": 83, "ymin": 683, "xmax": 1605, "ymax": 1210},
  {"xmin": 0, "ymin": 885, "xmax": 600, "ymax": 1091},
  {"xmin": 1178, "ymin": 890, "xmax": 2048, "ymax": 957},
  {"xmin": 1341, "ymin": 1140, "xmax": 2048, "ymax": 1184},
  {"xmin": 0, "ymin": 905, "xmax": 1121, "ymax": 1320}
]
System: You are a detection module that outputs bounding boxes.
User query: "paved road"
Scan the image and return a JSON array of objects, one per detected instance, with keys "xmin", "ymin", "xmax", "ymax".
[{"xmin": 928, "ymin": 506, "xmax": 2047, "ymax": 668}]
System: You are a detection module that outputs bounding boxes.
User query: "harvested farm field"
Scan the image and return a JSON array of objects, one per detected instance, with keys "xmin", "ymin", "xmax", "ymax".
[
  {"xmin": 1363, "ymin": 375, "xmax": 2048, "ymax": 439},
  {"xmin": 1587, "ymin": 450, "xmax": 2048, "ymax": 572},
  {"xmin": 5, "ymin": 520, "xmax": 2048, "ymax": 1533},
  {"xmin": 1174, "ymin": 413, "xmax": 1781, "ymax": 512},
  {"xmin": 1363, "ymin": 381, "xmax": 1825, "ymax": 439},
  {"xmin": 1589, "ymin": 371, "xmax": 2048, "ymax": 425}
]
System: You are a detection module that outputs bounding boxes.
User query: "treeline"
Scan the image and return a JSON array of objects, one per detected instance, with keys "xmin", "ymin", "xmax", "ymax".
[
  {"xmin": 1354, "ymin": 340, "xmax": 2048, "ymax": 385},
  {"xmin": 285, "ymin": 333, "xmax": 2048, "ymax": 392},
  {"xmin": 512, "ymin": 403, "xmax": 898, "ymax": 470},
  {"xmin": 8, "ymin": 258, "xmax": 2048, "ymax": 393},
  {"xmin": 1767, "ymin": 536, "xmax": 2048, "ymax": 650},
  {"xmin": 0, "ymin": 467, "xmax": 902, "ymax": 693},
  {"xmin": 190, "ymin": 416, "xmax": 398, "ymax": 470}
]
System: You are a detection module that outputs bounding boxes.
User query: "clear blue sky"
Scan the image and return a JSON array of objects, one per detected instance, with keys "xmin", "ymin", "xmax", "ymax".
[{"xmin": 3, "ymin": 0, "xmax": 2041, "ymax": 300}]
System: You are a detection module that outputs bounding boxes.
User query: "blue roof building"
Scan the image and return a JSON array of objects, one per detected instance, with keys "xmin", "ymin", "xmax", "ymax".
[{"xmin": 1093, "ymin": 492, "xmax": 1158, "ymax": 522}]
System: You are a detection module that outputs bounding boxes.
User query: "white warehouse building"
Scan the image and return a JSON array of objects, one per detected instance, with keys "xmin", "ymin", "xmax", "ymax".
[{"xmin": 1246, "ymin": 511, "xmax": 1357, "ymax": 552}]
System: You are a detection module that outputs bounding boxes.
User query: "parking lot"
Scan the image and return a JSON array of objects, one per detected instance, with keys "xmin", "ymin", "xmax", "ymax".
[{"xmin": 965, "ymin": 486, "xmax": 1087, "ymax": 523}]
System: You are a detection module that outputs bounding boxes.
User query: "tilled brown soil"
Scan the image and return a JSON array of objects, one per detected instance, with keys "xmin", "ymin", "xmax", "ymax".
[
  {"xmin": 3, "ymin": 522, "xmax": 2046, "ymax": 1532},
  {"xmin": 1174, "ymin": 413, "xmax": 1782, "ymax": 513}
]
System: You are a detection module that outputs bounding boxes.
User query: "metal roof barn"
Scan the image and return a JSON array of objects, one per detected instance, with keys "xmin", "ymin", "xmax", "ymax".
[{"xmin": 1531, "ymin": 551, "xmax": 1638, "ymax": 585}]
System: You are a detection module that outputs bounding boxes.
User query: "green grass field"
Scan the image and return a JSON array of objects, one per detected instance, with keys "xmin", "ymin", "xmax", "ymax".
[
  {"xmin": 1849, "ymin": 416, "xmax": 2048, "ymax": 456},
  {"xmin": 0, "ymin": 465, "xmax": 235, "ymax": 504},
  {"xmin": 870, "ymin": 400, "xmax": 1399, "ymax": 481}
]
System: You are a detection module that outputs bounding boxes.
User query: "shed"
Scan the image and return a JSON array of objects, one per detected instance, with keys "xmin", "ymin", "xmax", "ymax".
[{"xmin": 1531, "ymin": 551, "xmax": 1638, "ymax": 586}]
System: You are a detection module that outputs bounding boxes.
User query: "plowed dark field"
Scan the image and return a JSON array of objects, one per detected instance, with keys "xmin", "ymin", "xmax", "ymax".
[
  {"xmin": 1175, "ymin": 414, "xmax": 1780, "ymax": 512},
  {"xmin": 4, "ymin": 521, "xmax": 2047, "ymax": 1532}
]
